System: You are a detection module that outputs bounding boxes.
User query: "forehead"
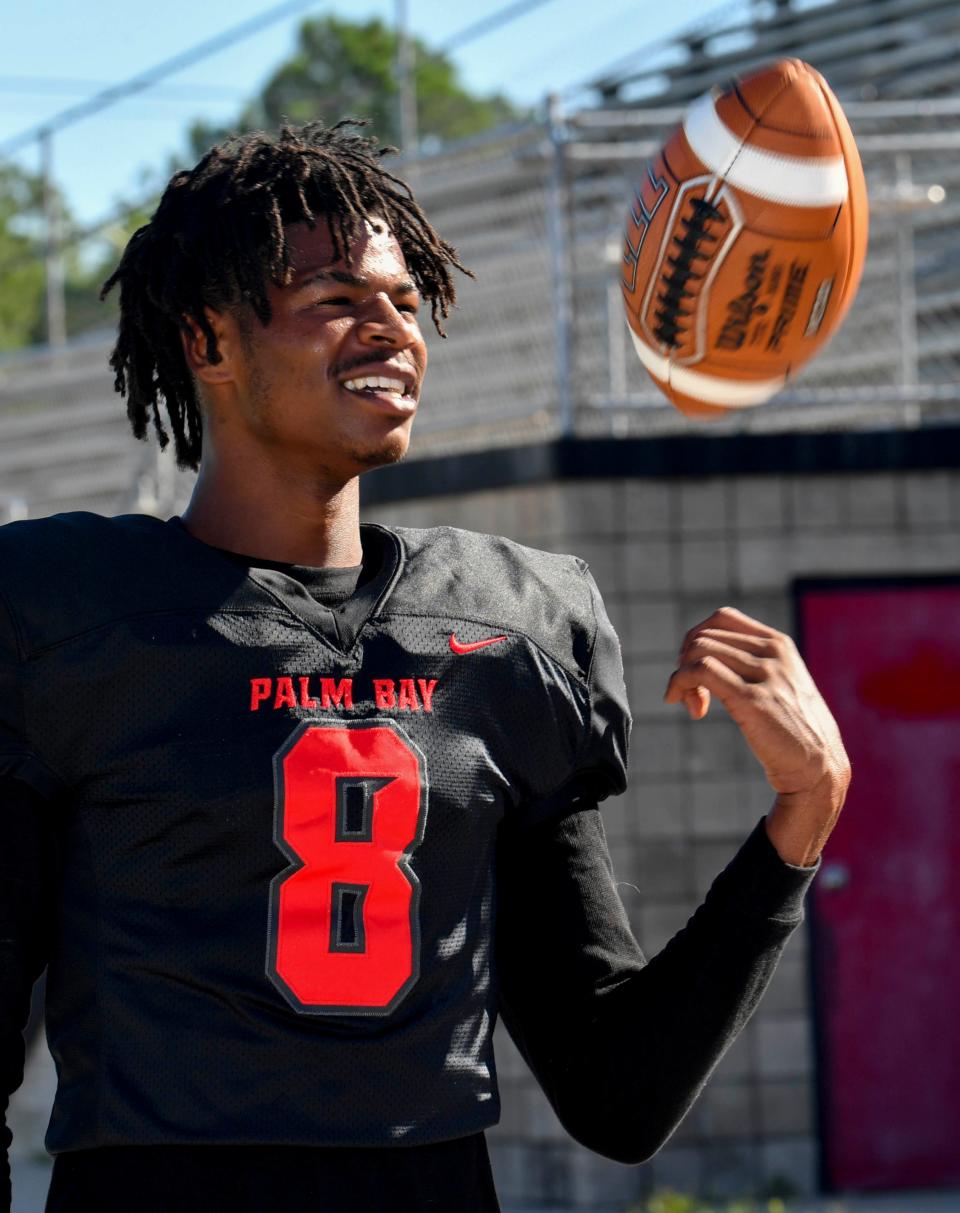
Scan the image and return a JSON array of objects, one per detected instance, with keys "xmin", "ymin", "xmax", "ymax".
[{"xmin": 283, "ymin": 217, "xmax": 409, "ymax": 282}]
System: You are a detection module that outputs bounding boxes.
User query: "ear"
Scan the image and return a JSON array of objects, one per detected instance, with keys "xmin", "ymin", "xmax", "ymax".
[{"xmin": 180, "ymin": 308, "xmax": 238, "ymax": 385}]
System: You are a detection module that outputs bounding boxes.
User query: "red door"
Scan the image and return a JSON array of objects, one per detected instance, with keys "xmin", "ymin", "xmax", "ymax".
[{"xmin": 798, "ymin": 580, "xmax": 960, "ymax": 1191}]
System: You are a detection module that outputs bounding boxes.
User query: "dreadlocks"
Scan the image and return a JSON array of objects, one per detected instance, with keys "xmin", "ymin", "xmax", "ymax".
[{"xmin": 100, "ymin": 119, "xmax": 470, "ymax": 471}]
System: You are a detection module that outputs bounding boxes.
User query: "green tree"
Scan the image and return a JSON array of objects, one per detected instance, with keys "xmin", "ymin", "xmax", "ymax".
[
  {"xmin": 189, "ymin": 15, "xmax": 525, "ymax": 160},
  {"xmin": 0, "ymin": 161, "xmax": 121, "ymax": 349},
  {"xmin": 69, "ymin": 194, "xmax": 158, "ymax": 334},
  {"xmin": 0, "ymin": 164, "xmax": 47, "ymax": 351}
]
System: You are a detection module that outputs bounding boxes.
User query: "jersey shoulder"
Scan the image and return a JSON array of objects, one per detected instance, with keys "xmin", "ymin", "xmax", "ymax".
[
  {"xmin": 389, "ymin": 525, "xmax": 601, "ymax": 683},
  {"xmin": 0, "ymin": 512, "xmax": 242, "ymax": 652}
]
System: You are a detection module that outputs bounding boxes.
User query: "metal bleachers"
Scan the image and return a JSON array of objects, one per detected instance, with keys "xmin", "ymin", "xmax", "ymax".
[
  {"xmin": 590, "ymin": 0, "xmax": 960, "ymax": 105},
  {"xmin": 2, "ymin": 0, "xmax": 960, "ymax": 518}
]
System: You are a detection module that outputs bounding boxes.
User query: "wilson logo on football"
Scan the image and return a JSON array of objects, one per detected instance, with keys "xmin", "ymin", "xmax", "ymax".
[{"xmin": 448, "ymin": 633, "xmax": 507, "ymax": 655}]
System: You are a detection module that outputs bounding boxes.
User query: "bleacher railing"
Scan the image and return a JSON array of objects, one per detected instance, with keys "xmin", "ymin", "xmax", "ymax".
[{"xmin": 2, "ymin": 100, "xmax": 959, "ymax": 517}]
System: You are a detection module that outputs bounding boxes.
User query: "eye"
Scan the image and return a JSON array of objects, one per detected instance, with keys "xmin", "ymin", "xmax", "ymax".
[
  {"xmin": 396, "ymin": 299, "xmax": 420, "ymax": 315},
  {"xmin": 313, "ymin": 295, "xmax": 353, "ymax": 307}
]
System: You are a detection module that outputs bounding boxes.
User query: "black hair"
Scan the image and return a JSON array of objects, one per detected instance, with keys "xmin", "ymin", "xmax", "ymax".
[{"xmin": 100, "ymin": 119, "xmax": 470, "ymax": 470}]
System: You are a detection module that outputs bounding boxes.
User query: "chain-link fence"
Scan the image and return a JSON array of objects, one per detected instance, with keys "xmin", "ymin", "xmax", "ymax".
[
  {"xmin": 410, "ymin": 96, "xmax": 960, "ymax": 454},
  {"xmin": 2, "ymin": 98, "xmax": 959, "ymax": 517}
]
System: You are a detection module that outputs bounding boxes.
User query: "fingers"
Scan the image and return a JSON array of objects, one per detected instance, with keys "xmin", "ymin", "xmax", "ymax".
[
  {"xmin": 667, "ymin": 606, "xmax": 797, "ymax": 720},
  {"xmin": 680, "ymin": 634, "xmax": 770, "ymax": 681},
  {"xmin": 682, "ymin": 606, "xmax": 778, "ymax": 647},
  {"xmin": 664, "ymin": 653, "xmax": 746, "ymax": 716},
  {"xmin": 664, "ymin": 607, "xmax": 850, "ymax": 805},
  {"xmin": 683, "ymin": 685, "xmax": 711, "ymax": 720},
  {"xmin": 668, "ymin": 606, "xmax": 786, "ymax": 721},
  {"xmin": 683, "ymin": 628, "xmax": 779, "ymax": 658}
]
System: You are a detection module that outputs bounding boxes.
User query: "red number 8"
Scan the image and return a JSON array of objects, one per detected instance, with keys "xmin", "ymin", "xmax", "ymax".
[{"xmin": 267, "ymin": 721, "xmax": 428, "ymax": 1015}]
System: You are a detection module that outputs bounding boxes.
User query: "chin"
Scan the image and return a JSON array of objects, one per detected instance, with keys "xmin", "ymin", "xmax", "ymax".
[{"xmin": 351, "ymin": 431, "xmax": 411, "ymax": 471}]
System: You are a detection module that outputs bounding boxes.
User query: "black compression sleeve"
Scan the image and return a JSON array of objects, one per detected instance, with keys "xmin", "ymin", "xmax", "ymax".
[
  {"xmin": 0, "ymin": 776, "xmax": 61, "ymax": 1212},
  {"xmin": 495, "ymin": 805, "xmax": 819, "ymax": 1164}
]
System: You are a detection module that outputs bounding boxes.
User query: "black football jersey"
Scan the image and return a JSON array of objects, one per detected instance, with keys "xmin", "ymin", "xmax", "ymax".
[{"xmin": 0, "ymin": 513, "xmax": 629, "ymax": 1154}]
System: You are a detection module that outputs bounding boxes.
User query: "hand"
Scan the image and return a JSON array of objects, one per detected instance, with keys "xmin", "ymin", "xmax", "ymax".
[{"xmin": 664, "ymin": 606, "xmax": 851, "ymax": 863}]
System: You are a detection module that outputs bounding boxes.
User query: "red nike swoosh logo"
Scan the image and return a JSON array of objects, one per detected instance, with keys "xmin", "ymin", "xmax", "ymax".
[{"xmin": 449, "ymin": 633, "xmax": 507, "ymax": 655}]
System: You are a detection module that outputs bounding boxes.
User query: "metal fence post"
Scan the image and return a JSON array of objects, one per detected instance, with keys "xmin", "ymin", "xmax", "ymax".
[
  {"xmin": 894, "ymin": 152, "xmax": 919, "ymax": 390},
  {"xmin": 545, "ymin": 93, "xmax": 574, "ymax": 437}
]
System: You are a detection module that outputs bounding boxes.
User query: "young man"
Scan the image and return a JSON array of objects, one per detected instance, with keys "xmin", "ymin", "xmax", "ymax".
[{"xmin": 0, "ymin": 121, "xmax": 849, "ymax": 1212}]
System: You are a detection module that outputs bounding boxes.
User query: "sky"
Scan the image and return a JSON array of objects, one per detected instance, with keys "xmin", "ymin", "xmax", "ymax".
[{"xmin": 0, "ymin": 0, "xmax": 725, "ymax": 229}]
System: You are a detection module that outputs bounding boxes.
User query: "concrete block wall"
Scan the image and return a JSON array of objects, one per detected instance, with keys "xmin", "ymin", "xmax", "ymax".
[{"xmin": 364, "ymin": 468, "xmax": 960, "ymax": 1208}]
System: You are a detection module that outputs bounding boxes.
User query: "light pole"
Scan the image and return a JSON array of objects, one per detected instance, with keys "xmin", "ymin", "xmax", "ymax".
[
  {"xmin": 39, "ymin": 128, "xmax": 67, "ymax": 348},
  {"xmin": 395, "ymin": 0, "xmax": 418, "ymax": 167}
]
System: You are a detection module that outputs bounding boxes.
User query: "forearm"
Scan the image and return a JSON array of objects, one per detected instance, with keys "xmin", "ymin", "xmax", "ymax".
[
  {"xmin": 497, "ymin": 807, "xmax": 818, "ymax": 1164},
  {"xmin": 567, "ymin": 824, "xmax": 812, "ymax": 1161}
]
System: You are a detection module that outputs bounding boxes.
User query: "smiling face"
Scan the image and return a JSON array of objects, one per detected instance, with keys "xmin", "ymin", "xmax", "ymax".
[{"xmin": 197, "ymin": 217, "xmax": 428, "ymax": 483}]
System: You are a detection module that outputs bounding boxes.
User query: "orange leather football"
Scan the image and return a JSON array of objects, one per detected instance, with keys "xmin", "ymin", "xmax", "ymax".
[{"xmin": 621, "ymin": 58, "xmax": 868, "ymax": 418}]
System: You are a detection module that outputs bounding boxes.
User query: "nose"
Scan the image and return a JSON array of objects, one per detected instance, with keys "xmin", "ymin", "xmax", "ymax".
[{"xmin": 357, "ymin": 295, "xmax": 418, "ymax": 348}]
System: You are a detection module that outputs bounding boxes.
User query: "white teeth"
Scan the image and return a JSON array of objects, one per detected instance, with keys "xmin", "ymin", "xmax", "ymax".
[{"xmin": 342, "ymin": 375, "xmax": 407, "ymax": 395}]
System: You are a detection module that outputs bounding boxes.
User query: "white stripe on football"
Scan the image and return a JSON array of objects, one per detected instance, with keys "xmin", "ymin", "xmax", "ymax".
[
  {"xmin": 628, "ymin": 328, "xmax": 784, "ymax": 406},
  {"xmin": 683, "ymin": 91, "xmax": 849, "ymax": 208}
]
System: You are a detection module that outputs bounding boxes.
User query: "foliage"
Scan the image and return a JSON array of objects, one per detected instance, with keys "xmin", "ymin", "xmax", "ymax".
[
  {"xmin": 188, "ymin": 15, "xmax": 526, "ymax": 161},
  {"xmin": 633, "ymin": 1190, "xmax": 790, "ymax": 1213},
  {"xmin": 0, "ymin": 163, "xmax": 48, "ymax": 351},
  {"xmin": 72, "ymin": 195, "xmax": 159, "ymax": 333},
  {"xmin": 0, "ymin": 161, "xmax": 146, "ymax": 348}
]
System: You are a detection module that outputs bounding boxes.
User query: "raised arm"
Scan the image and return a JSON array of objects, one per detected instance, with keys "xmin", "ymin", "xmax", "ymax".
[
  {"xmin": 497, "ymin": 604, "xmax": 847, "ymax": 1164},
  {"xmin": 496, "ymin": 803, "xmax": 817, "ymax": 1164}
]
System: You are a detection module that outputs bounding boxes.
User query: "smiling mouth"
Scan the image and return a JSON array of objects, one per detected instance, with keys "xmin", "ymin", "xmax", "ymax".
[{"xmin": 340, "ymin": 375, "xmax": 417, "ymax": 409}]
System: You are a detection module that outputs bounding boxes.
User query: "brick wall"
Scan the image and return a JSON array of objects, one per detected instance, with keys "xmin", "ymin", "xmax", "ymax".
[{"xmin": 364, "ymin": 468, "xmax": 960, "ymax": 1208}]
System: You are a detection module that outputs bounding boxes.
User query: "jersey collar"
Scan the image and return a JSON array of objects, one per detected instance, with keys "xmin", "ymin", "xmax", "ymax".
[{"xmin": 167, "ymin": 518, "xmax": 403, "ymax": 655}]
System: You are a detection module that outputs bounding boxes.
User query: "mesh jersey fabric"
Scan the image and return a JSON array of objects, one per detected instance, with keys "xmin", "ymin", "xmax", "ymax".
[{"xmin": 0, "ymin": 511, "xmax": 630, "ymax": 1155}]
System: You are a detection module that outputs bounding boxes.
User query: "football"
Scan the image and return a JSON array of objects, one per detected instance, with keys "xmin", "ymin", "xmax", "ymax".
[{"xmin": 620, "ymin": 58, "xmax": 868, "ymax": 418}]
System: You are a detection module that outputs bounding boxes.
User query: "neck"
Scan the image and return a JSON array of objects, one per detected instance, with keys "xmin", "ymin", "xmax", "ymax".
[{"xmin": 181, "ymin": 445, "xmax": 364, "ymax": 568}]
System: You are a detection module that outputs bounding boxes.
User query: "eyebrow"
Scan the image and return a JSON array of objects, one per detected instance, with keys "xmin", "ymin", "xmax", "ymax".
[{"xmin": 296, "ymin": 269, "xmax": 418, "ymax": 294}]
